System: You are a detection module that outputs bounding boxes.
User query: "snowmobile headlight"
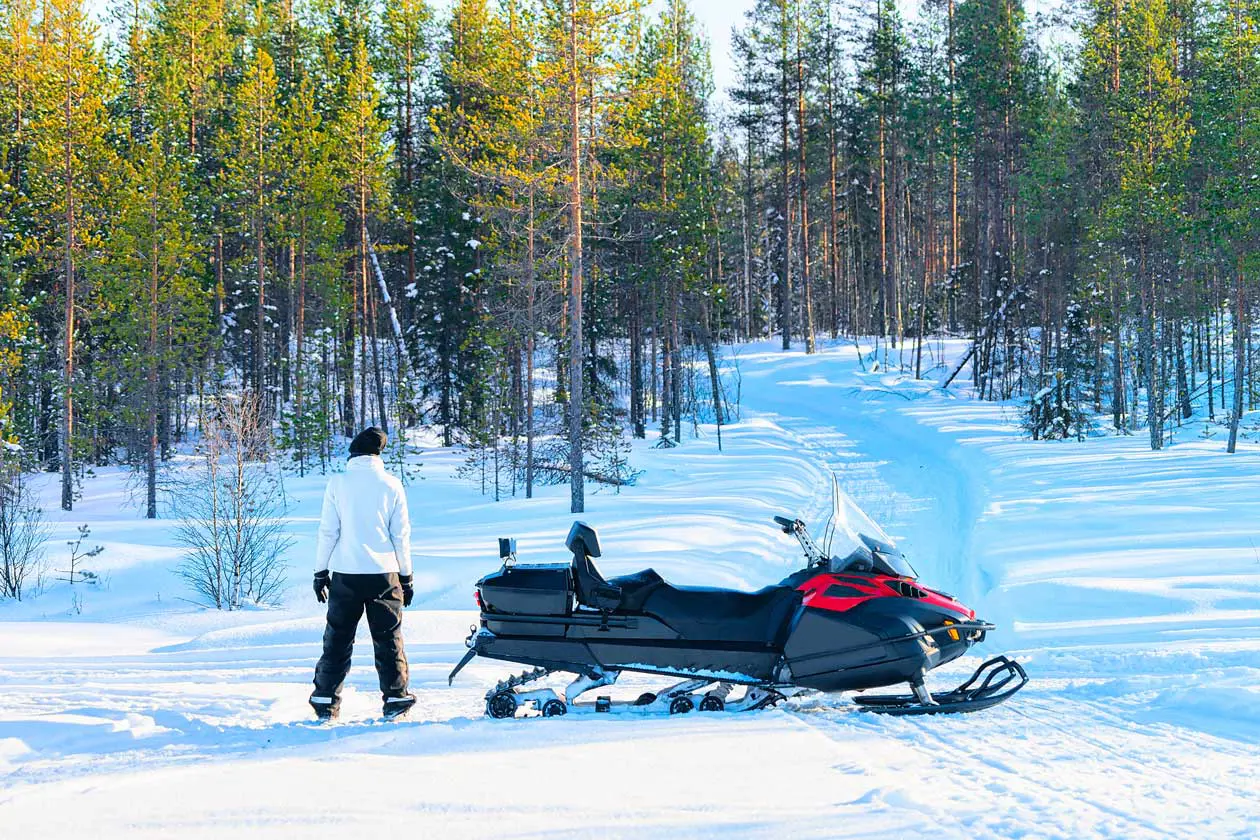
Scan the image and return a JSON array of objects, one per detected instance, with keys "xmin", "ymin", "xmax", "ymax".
[{"xmin": 943, "ymin": 619, "xmax": 959, "ymax": 642}]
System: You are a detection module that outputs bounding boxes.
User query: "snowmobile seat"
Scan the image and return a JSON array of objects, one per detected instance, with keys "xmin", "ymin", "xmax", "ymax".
[
  {"xmin": 607, "ymin": 568, "xmax": 666, "ymax": 612},
  {"xmin": 640, "ymin": 584, "xmax": 803, "ymax": 644}
]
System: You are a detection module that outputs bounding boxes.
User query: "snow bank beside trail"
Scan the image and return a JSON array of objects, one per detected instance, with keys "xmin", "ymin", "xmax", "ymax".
[
  {"xmin": 153, "ymin": 617, "xmax": 328, "ymax": 652},
  {"xmin": 0, "ymin": 738, "xmax": 30, "ymax": 776},
  {"xmin": 0, "ymin": 623, "xmax": 177, "ymax": 658},
  {"xmin": 1138, "ymin": 685, "xmax": 1260, "ymax": 743}
]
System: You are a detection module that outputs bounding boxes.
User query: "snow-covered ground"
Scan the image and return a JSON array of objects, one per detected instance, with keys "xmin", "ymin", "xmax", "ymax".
[{"xmin": 1, "ymin": 339, "xmax": 1257, "ymax": 838}]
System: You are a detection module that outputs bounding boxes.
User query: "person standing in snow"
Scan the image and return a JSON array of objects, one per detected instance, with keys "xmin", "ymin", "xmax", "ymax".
[{"xmin": 309, "ymin": 427, "xmax": 416, "ymax": 720}]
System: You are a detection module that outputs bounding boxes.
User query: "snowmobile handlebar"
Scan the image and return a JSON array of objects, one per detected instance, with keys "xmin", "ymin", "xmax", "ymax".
[
  {"xmin": 773, "ymin": 515, "xmax": 829, "ymax": 568},
  {"xmin": 773, "ymin": 515, "xmax": 799, "ymax": 533}
]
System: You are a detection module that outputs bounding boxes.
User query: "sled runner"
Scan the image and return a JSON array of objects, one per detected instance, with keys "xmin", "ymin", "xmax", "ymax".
[{"xmin": 449, "ymin": 479, "xmax": 1027, "ymax": 718}]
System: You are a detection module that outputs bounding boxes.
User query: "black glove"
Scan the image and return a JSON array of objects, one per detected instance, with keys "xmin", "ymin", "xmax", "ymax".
[
  {"xmin": 399, "ymin": 574, "xmax": 414, "ymax": 608},
  {"xmin": 314, "ymin": 570, "xmax": 330, "ymax": 604}
]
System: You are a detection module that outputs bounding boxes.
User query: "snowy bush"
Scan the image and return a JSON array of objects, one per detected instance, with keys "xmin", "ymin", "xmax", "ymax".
[
  {"xmin": 175, "ymin": 394, "xmax": 290, "ymax": 609},
  {"xmin": 0, "ymin": 457, "xmax": 49, "ymax": 601}
]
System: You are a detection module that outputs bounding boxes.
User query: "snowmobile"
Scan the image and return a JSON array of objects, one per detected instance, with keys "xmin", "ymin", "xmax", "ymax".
[{"xmin": 449, "ymin": 479, "xmax": 1026, "ymax": 718}]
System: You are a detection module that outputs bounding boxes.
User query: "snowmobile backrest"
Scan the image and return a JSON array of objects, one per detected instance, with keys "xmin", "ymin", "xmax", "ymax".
[
  {"xmin": 566, "ymin": 522, "xmax": 620, "ymax": 611},
  {"xmin": 565, "ymin": 521, "xmax": 602, "ymax": 558},
  {"xmin": 571, "ymin": 556, "xmax": 621, "ymax": 612}
]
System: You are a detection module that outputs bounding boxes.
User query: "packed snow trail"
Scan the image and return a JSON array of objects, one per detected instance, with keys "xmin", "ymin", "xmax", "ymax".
[{"xmin": 1, "ymin": 339, "xmax": 1257, "ymax": 838}]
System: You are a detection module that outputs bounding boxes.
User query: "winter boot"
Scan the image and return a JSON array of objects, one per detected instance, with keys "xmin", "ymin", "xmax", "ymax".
[
  {"xmin": 382, "ymin": 692, "xmax": 417, "ymax": 719},
  {"xmin": 310, "ymin": 694, "xmax": 340, "ymax": 721}
]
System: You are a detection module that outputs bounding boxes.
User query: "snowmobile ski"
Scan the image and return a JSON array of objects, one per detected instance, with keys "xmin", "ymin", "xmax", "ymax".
[{"xmin": 851, "ymin": 655, "xmax": 1028, "ymax": 715}]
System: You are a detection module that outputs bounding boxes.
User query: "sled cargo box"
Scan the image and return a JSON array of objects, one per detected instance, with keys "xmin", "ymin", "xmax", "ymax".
[{"xmin": 479, "ymin": 564, "xmax": 572, "ymax": 616}]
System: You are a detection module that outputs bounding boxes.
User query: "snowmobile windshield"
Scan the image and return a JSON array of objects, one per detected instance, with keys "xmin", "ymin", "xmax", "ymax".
[
  {"xmin": 822, "ymin": 481, "xmax": 918, "ymax": 579},
  {"xmin": 871, "ymin": 547, "xmax": 917, "ymax": 579}
]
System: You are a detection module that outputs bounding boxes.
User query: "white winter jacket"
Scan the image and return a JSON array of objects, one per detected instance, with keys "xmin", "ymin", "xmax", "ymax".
[{"xmin": 314, "ymin": 455, "xmax": 412, "ymax": 576}]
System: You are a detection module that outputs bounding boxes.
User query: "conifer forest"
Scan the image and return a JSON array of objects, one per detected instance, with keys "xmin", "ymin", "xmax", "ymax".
[{"xmin": 2, "ymin": 0, "xmax": 1259, "ymax": 516}]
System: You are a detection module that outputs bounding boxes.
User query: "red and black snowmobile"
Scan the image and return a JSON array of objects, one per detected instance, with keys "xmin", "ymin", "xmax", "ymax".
[{"xmin": 449, "ymin": 482, "xmax": 1026, "ymax": 718}]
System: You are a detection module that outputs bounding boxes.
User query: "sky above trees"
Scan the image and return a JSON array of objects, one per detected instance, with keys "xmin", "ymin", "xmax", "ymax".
[
  {"xmin": 75, "ymin": 1, "xmax": 1073, "ymax": 111},
  {"xmin": 693, "ymin": 0, "xmax": 1072, "ymax": 101}
]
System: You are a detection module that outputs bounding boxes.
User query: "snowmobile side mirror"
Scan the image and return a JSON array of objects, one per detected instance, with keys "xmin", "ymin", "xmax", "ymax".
[{"xmin": 499, "ymin": 537, "xmax": 517, "ymax": 566}]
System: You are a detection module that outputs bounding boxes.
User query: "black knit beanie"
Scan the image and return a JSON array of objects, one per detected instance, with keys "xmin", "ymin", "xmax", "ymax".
[{"xmin": 349, "ymin": 427, "xmax": 387, "ymax": 457}]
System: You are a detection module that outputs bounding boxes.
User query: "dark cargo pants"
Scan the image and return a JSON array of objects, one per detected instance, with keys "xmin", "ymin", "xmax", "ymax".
[{"xmin": 311, "ymin": 572, "xmax": 409, "ymax": 708}]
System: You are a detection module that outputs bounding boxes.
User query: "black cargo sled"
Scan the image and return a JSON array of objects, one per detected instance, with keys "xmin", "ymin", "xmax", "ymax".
[{"xmin": 449, "ymin": 483, "xmax": 1026, "ymax": 718}]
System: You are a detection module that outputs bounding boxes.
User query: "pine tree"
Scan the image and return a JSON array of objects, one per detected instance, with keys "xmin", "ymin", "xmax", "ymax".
[
  {"xmin": 533, "ymin": 0, "xmax": 643, "ymax": 512},
  {"xmin": 380, "ymin": 0, "xmax": 434, "ymax": 384},
  {"xmin": 27, "ymin": 0, "xmax": 117, "ymax": 510},
  {"xmin": 330, "ymin": 38, "xmax": 389, "ymax": 435},
  {"xmin": 616, "ymin": 0, "xmax": 713, "ymax": 444},
  {"xmin": 101, "ymin": 131, "xmax": 208, "ymax": 517},
  {"xmin": 0, "ymin": 0, "xmax": 43, "ymax": 446},
  {"xmin": 956, "ymin": 0, "xmax": 1036, "ymax": 399},
  {"xmin": 278, "ymin": 73, "xmax": 340, "ymax": 475},
  {"xmin": 1088, "ymin": 0, "xmax": 1192, "ymax": 449},
  {"xmin": 433, "ymin": 0, "xmax": 550, "ymax": 490},
  {"xmin": 221, "ymin": 44, "xmax": 282, "ymax": 402},
  {"xmin": 1196, "ymin": 0, "xmax": 1260, "ymax": 452}
]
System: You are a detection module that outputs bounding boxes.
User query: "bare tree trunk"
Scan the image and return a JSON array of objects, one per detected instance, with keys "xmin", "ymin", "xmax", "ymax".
[
  {"xmin": 147, "ymin": 189, "xmax": 160, "ymax": 519},
  {"xmin": 877, "ymin": 0, "xmax": 890, "ymax": 343},
  {"xmin": 296, "ymin": 219, "xmax": 307, "ymax": 476},
  {"xmin": 671, "ymin": 292, "xmax": 682, "ymax": 444},
  {"xmin": 357, "ymin": 178, "xmax": 368, "ymax": 430},
  {"xmin": 948, "ymin": 0, "xmax": 959, "ymax": 330},
  {"xmin": 827, "ymin": 33, "xmax": 840, "ymax": 341},
  {"xmin": 567, "ymin": 0, "xmax": 585, "ymax": 514},
  {"xmin": 254, "ymin": 94, "xmax": 266, "ymax": 401},
  {"xmin": 281, "ymin": 242, "xmax": 293, "ymax": 405},
  {"xmin": 702, "ymin": 302, "xmax": 723, "ymax": 451},
  {"xmin": 916, "ymin": 122, "xmax": 936, "ymax": 379},
  {"xmin": 525, "ymin": 181, "xmax": 536, "ymax": 497},
  {"xmin": 1176, "ymin": 319, "xmax": 1192, "ymax": 421},
  {"xmin": 341, "ymin": 314, "xmax": 355, "ymax": 439},
  {"xmin": 779, "ymin": 0, "xmax": 792, "ymax": 351},
  {"xmin": 368, "ymin": 274, "xmax": 388, "ymax": 432},
  {"xmin": 1112, "ymin": 272, "xmax": 1126, "ymax": 430},
  {"xmin": 1139, "ymin": 243, "xmax": 1162, "ymax": 450},
  {"xmin": 660, "ymin": 326, "xmax": 672, "ymax": 441},
  {"xmin": 214, "ymin": 231, "xmax": 224, "ymax": 369},
  {"xmin": 404, "ymin": 41, "xmax": 417, "ymax": 343},
  {"xmin": 60, "ymin": 38, "xmax": 75, "ymax": 513},
  {"xmin": 650, "ymin": 283, "xmax": 659, "ymax": 423},
  {"xmin": 1228, "ymin": 264, "xmax": 1245, "ymax": 453},
  {"xmin": 796, "ymin": 3, "xmax": 814, "ymax": 353},
  {"xmin": 741, "ymin": 154, "xmax": 753, "ymax": 340},
  {"xmin": 1206, "ymin": 291, "xmax": 1215, "ymax": 419},
  {"xmin": 629, "ymin": 288, "xmax": 644, "ymax": 438}
]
